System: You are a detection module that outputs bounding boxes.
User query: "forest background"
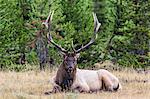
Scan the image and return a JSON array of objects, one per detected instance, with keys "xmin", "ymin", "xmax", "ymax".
[{"xmin": 0, "ymin": 0, "xmax": 150, "ymax": 71}]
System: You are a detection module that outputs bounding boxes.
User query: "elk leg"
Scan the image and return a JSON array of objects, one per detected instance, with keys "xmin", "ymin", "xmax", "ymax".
[
  {"xmin": 44, "ymin": 85, "xmax": 62, "ymax": 95},
  {"xmin": 76, "ymin": 83, "xmax": 90, "ymax": 93},
  {"xmin": 102, "ymin": 75, "xmax": 113, "ymax": 91}
]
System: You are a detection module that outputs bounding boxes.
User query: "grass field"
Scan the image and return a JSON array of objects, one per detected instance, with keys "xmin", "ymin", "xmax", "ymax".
[{"xmin": 0, "ymin": 68, "xmax": 150, "ymax": 99}]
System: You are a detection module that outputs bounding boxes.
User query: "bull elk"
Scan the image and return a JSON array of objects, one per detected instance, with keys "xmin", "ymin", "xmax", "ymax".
[{"xmin": 43, "ymin": 11, "xmax": 122, "ymax": 94}]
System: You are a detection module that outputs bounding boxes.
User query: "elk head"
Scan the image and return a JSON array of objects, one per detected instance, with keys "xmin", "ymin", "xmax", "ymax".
[{"xmin": 42, "ymin": 11, "xmax": 101, "ymax": 73}]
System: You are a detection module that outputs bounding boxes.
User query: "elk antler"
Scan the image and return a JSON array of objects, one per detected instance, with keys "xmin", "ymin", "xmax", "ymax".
[
  {"xmin": 43, "ymin": 11, "xmax": 67, "ymax": 54},
  {"xmin": 72, "ymin": 13, "xmax": 101, "ymax": 53}
]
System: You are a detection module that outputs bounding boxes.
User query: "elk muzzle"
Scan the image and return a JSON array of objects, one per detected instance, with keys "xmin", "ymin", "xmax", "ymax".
[{"xmin": 67, "ymin": 66, "xmax": 74, "ymax": 73}]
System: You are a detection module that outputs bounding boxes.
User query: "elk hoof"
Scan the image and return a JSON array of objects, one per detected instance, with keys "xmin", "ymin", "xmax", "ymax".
[{"xmin": 44, "ymin": 91, "xmax": 52, "ymax": 95}]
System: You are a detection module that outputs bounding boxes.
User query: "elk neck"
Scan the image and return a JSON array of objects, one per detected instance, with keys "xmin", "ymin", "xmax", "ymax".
[
  {"xmin": 61, "ymin": 61, "xmax": 77, "ymax": 80},
  {"xmin": 55, "ymin": 63, "xmax": 77, "ymax": 91}
]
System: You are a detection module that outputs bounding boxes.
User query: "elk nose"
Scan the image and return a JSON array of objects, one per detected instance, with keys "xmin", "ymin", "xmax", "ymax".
[
  {"xmin": 68, "ymin": 66, "xmax": 73, "ymax": 70},
  {"xmin": 67, "ymin": 67, "xmax": 73, "ymax": 73}
]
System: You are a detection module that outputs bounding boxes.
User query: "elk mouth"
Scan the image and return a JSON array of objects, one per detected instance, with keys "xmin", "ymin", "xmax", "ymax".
[{"xmin": 67, "ymin": 67, "xmax": 74, "ymax": 73}]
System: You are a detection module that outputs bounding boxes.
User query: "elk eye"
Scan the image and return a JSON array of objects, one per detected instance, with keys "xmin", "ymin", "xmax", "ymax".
[{"xmin": 73, "ymin": 61, "xmax": 75, "ymax": 64}]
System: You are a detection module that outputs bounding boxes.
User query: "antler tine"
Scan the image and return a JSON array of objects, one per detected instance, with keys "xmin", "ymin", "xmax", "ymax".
[
  {"xmin": 75, "ymin": 13, "xmax": 101, "ymax": 53},
  {"xmin": 93, "ymin": 13, "xmax": 101, "ymax": 33},
  {"xmin": 71, "ymin": 40, "xmax": 76, "ymax": 53},
  {"xmin": 43, "ymin": 11, "xmax": 67, "ymax": 54},
  {"xmin": 47, "ymin": 33, "xmax": 67, "ymax": 53},
  {"xmin": 42, "ymin": 11, "xmax": 52, "ymax": 29}
]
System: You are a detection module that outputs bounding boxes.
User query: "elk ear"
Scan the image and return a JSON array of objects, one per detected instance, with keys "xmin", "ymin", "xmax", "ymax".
[
  {"xmin": 62, "ymin": 52, "xmax": 68, "ymax": 59},
  {"xmin": 76, "ymin": 53, "xmax": 80, "ymax": 58}
]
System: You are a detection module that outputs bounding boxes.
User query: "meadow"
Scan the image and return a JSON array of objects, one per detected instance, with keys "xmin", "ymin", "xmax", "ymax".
[{"xmin": 0, "ymin": 65, "xmax": 149, "ymax": 99}]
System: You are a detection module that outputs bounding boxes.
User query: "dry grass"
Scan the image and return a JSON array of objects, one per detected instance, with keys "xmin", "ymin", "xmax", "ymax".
[{"xmin": 0, "ymin": 68, "xmax": 150, "ymax": 99}]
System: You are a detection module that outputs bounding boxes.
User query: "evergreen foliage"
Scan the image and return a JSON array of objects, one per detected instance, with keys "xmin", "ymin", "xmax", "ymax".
[{"xmin": 0, "ymin": 0, "xmax": 149, "ymax": 70}]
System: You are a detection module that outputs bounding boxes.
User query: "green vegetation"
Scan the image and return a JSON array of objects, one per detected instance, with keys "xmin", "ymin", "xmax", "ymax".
[{"xmin": 0, "ymin": 0, "xmax": 150, "ymax": 70}]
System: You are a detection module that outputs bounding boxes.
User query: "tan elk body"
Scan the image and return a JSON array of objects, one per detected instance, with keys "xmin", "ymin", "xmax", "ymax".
[
  {"xmin": 50, "ymin": 62, "xmax": 121, "ymax": 93},
  {"xmin": 72, "ymin": 69, "xmax": 121, "ymax": 92},
  {"xmin": 43, "ymin": 11, "xmax": 122, "ymax": 94}
]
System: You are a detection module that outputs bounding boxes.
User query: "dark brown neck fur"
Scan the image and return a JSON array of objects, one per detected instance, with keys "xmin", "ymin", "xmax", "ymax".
[{"xmin": 55, "ymin": 62, "xmax": 76, "ymax": 91}]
